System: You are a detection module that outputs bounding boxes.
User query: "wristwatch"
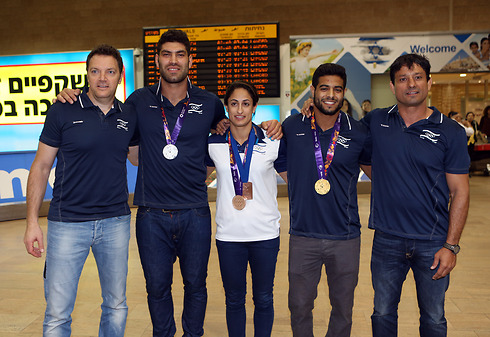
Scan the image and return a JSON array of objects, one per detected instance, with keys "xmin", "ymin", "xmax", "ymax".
[{"xmin": 443, "ymin": 242, "xmax": 460, "ymax": 254}]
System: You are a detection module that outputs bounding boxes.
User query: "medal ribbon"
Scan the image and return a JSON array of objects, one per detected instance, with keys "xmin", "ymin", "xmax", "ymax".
[
  {"xmin": 310, "ymin": 111, "xmax": 341, "ymax": 180},
  {"xmin": 160, "ymin": 93, "xmax": 190, "ymax": 146},
  {"xmin": 228, "ymin": 127, "xmax": 256, "ymax": 196}
]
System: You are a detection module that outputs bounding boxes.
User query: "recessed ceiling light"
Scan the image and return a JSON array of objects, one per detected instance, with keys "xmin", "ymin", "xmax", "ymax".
[{"xmin": 460, "ymin": 74, "xmax": 467, "ymax": 77}]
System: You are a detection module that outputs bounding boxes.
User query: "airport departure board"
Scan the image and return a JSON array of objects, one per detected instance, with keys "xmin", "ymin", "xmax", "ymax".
[{"xmin": 143, "ymin": 23, "xmax": 279, "ymax": 97}]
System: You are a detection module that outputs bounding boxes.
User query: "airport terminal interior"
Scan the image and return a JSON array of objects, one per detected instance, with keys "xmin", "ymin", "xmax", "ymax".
[{"xmin": 1, "ymin": 1, "xmax": 489, "ymax": 336}]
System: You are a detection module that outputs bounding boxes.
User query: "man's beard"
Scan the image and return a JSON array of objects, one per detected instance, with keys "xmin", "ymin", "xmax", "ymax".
[
  {"xmin": 160, "ymin": 70, "xmax": 188, "ymax": 84},
  {"xmin": 314, "ymin": 95, "xmax": 342, "ymax": 116},
  {"xmin": 159, "ymin": 62, "xmax": 189, "ymax": 84}
]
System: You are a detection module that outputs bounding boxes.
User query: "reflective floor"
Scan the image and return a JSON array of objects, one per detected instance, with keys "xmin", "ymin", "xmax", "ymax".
[{"xmin": 1, "ymin": 176, "xmax": 490, "ymax": 336}]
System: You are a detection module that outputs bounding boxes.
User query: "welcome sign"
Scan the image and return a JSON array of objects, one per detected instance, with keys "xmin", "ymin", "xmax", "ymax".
[{"xmin": 290, "ymin": 32, "xmax": 489, "ymax": 117}]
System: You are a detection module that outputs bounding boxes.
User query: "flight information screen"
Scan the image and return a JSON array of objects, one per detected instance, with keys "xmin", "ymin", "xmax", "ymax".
[{"xmin": 143, "ymin": 23, "xmax": 279, "ymax": 97}]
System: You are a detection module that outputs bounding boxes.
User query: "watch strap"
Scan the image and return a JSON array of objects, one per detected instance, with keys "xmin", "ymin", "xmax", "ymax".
[{"xmin": 443, "ymin": 242, "xmax": 460, "ymax": 254}]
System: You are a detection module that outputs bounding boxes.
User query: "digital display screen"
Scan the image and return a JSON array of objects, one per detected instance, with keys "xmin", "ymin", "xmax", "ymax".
[{"xmin": 143, "ymin": 23, "xmax": 280, "ymax": 98}]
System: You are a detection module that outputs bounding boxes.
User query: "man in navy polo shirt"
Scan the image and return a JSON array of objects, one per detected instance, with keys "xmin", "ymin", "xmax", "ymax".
[
  {"xmin": 124, "ymin": 29, "xmax": 226, "ymax": 337},
  {"xmin": 362, "ymin": 54, "xmax": 470, "ymax": 336},
  {"xmin": 278, "ymin": 63, "xmax": 371, "ymax": 337},
  {"xmin": 24, "ymin": 45, "xmax": 137, "ymax": 336}
]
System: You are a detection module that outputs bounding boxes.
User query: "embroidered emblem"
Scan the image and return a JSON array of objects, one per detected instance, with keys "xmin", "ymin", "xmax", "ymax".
[
  {"xmin": 188, "ymin": 103, "xmax": 203, "ymax": 114},
  {"xmin": 337, "ymin": 135, "xmax": 351, "ymax": 148},
  {"xmin": 419, "ymin": 129, "xmax": 440, "ymax": 143},
  {"xmin": 116, "ymin": 119, "xmax": 129, "ymax": 131},
  {"xmin": 253, "ymin": 143, "xmax": 267, "ymax": 154}
]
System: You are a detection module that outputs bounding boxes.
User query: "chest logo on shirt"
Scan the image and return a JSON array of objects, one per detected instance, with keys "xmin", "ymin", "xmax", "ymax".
[
  {"xmin": 253, "ymin": 143, "xmax": 267, "ymax": 155},
  {"xmin": 116, "ymin": 119, "xmax": 129, "ymax": 131},
  {"xmin": 419, "ymin": 129, "xmax": 440, "ymax": 143},
  {"xmin": 188, "ymin": 103, "xmax": 203, "ymax": 114},
  {"xmin": 337, "ymin": 135, "xmax": 351, "ymax": 148}
]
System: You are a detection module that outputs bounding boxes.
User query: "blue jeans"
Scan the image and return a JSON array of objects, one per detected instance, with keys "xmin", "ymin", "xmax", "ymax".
[
  {"xmin": 371, "ymin": 231, "xmax": 449, "ymax": 337},
  {"xmin": 216, "ymin": 237, "xmax": 280, "ymax": 337},
  {"xmin": 44, "ymin": 215, "xmax": 130, "ymax": 337},
  {"xmin": 136, "ymin": 206, "xmax": 212, "ymax": 337}
]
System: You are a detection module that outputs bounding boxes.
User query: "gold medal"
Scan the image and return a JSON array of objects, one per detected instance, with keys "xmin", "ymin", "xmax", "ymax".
[
  {"xmin": 315, "ymin": 179, "xmax": 330, "ymax": 195},
  {"xmin": 232, "ymin": 195, "xmax": 246, "ymax": 210}
]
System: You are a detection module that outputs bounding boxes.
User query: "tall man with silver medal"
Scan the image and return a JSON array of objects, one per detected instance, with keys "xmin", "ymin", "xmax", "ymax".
[{"xmin": 125, "ymin": 30, "xmax": 228, "ymax": 337}]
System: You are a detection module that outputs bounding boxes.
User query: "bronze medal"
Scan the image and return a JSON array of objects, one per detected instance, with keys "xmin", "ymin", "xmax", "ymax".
[
  {"xmin": 232, "ymin": 195, "xmax": 246, "ymax": 210},
  {"xmin": 315, "ymin": 179, "xmax": 330, "ymax": 195},
  {"xmin": 242, "ymin": 182, "xmax": 253, "ymax": 200}
]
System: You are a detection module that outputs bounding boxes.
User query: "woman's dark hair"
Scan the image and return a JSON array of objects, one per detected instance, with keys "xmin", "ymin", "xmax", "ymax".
[
  {"xmin": 224, "ymin": 81, "xmax": 259, "ymax": 106},
  {"xmin": 483, "ymin": 106, "xmax": 490, "ymax": 117}
]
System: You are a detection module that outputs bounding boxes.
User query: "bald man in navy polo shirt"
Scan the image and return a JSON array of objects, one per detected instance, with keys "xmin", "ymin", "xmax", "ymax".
[
  {"xmin": 24, "ymin": 45, "xmax": 137, "ymax": 336},
  {"xmin": 362, "ymin": 54, "xmax": 470, "ymax": 337}
]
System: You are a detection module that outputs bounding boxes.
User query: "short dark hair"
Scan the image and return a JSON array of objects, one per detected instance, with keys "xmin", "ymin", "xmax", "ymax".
[
  {"xmin": 448, "ymin": 111, "xmax": 459, "ymax": 119},
  {"xmin": 389, "ymin": 53, "xmax": 431, "ymax": 83},
  {"xmin": 157, "ymin": 29, "xmax": 191, "ymax": 55},
  {"xmin": 224, "ymin": 81, "xmax": 259, "ymax": 106},
  {"xmin": 86, "ymin": 44, "xmax": 123, "ymax": 73},
  {"xmin": 469, "ymin": 41, "xmax": 478, "ymax": 48},
  {"xmin": 312, "ymin": 63, "xmax": 347, "ymax": 89},
  {"xmin": 466, "ymin": 111, "xmax": 475, "ymax": 118}
]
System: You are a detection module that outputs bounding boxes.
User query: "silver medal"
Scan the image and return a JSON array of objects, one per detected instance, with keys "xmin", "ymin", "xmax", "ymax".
[{"xmin": 163, "ymin": 144, "xmax": 178, "ymax": 160}]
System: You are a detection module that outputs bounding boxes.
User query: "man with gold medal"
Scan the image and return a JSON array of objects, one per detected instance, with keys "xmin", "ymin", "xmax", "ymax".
[{"xmin": 277, "ymin": 63, "xmax": 371, "ymax": 337}]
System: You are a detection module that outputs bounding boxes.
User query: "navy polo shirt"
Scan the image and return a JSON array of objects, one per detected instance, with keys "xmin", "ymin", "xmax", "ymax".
[
  {"xmin": 278, "ymin": 112, "xmax": 370, "ymax": 240},
  {"xmin": 126, "ymin": 80, "xmax": 226, "ymax": 209},
  {"xmin": 40, "ymin": 90, "xmax": 137, "ymax": 222},
  {"xmin": 362, "ymin": 105, "xmax": 470, "ymax": 240}
]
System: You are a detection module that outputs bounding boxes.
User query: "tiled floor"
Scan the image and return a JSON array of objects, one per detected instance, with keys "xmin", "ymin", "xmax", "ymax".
[{"xmin": 1, "ymin": 176, "xmax": 490, "ymax": 336}]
